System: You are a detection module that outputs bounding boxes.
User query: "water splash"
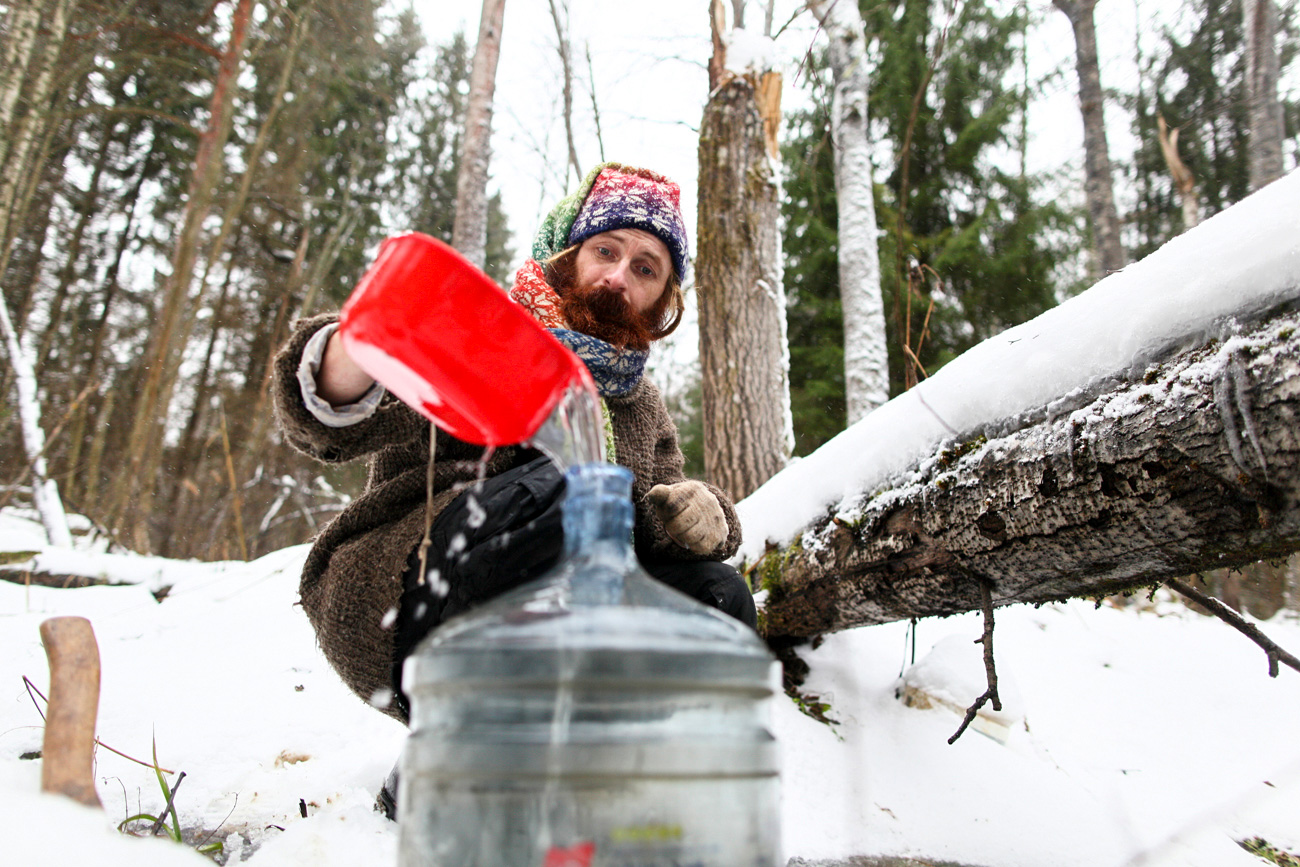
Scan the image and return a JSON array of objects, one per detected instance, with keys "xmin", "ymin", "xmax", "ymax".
[
  {"xmin": 528, "ymin": 383, "xmax": 607, "ymax": 471},
  {"xmin": 465, "ymin": 494, "xmax": 486, "ymax": 530},
  {"xmin": 426, "ymin": 567, "xmax": 448, "ymax": 598}
]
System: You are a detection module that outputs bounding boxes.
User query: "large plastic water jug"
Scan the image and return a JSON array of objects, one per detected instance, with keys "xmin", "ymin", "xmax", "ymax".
[{"xmin": 398, "ymin": 464, "xmax": 780, "ymax": 866}]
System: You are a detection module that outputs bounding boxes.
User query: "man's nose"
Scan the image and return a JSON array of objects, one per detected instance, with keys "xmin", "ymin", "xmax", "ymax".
[{"xmin": 600, "ymin": 258, "xmax": 631, "ymax": 291}]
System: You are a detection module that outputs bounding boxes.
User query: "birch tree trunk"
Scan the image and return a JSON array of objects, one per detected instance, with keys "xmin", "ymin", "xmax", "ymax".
[
  {"xmin": 451, "ymin": 0, "xmax": 506, "ymax": 270},
  {"xmin": 1053, "ymin": 0, "xmax": 1126, "ymax": 279},
  {"xmin": 755, "ymin": 307, "xmax": 1300, "ymax": 640},
  {"xmin": 0, "ymin": 0, "xmax": 48, "ymax": 167},
  {"xmin": 807, "ymin": 0, "xmax": 889, "ymax": 424},
  {"xmin": 0, "ymin": 289, "xmax": 72, "ymax": 546},
  {"xmin": 1243, "ymin": 0, "xmax": 1284, "ymax": 191},
  {"xmin": 0, "ymin": 0, "xmax": 73, "ymax": 290},
  {"xmin": 107, "ymin": 0, "xmax": 253, "ymax": 551},
  {"xmin": 697, "ymin": 0, "xmax": 792, "ymax": 501}
]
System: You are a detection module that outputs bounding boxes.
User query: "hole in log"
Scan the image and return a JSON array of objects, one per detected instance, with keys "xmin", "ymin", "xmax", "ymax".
[{"xmin": 976, "ymin": 510, "xmax": 1007, "ymax": 540}]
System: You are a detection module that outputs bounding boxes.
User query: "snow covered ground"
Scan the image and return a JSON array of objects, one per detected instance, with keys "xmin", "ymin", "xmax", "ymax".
[{"xmin": 2, "ymin": 507, "xmax": 1298, "ymax": 867}]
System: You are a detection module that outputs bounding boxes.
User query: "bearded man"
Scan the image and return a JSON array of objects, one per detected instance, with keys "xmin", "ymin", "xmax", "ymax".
[{"xmin": 272, "ymin": 164, "xmax": 755, "ymax": 739}]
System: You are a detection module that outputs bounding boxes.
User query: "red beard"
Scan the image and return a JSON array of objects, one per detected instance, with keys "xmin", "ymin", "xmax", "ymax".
[{"xmin": 558, "ymin": 283, "xmax": 658, "ymax": 351}]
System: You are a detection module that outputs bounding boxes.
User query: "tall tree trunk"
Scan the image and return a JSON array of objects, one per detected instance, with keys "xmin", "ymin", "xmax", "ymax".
[
  {"xmin": 1243, "ymin": 0, "xmax": 1284, "ymax": 191},
  {"xmin": 1054, "ymin": 0, "xmax": 1126, "ymax": 278},
  {"xmin": 807, "ymin": 0, "xmax": 889, "ymax": 424},
  {"xmin": 0, "ymin": 0, "xmax": 50, "ymax": 169},
  {"xmin": 0, "ymin": 0, "xmax": 74, "ymax": 289},
  {"xmin": 451, "ymin": 0, "xmax": 506, "ymax": 270},
  {"xmin": 107, "ymin": 0, "xmax": 253, "ymax": 552},
  {"xmin": 697, "ymin": 0, "xmax": 792, "ymax": 501},
  {"xmin": 149, "ymin": 2, "xmax": 310, "ymax": 558}
]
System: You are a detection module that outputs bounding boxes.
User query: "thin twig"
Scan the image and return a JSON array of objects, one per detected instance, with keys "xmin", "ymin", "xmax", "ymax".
[
  {"xmin": 148, "ymin": 771, "xmax": 186, "ymax": 837},
  {"xmin": 194, "ymin": 793, "xmax": 239, "ymax": 850},
  {"xmin": 21, "ymin": 676, "xmax": 175, "ymax": 772},
  {"xmin": 914, "ymin": 390, "xmax": 958, "ymax": 436},
  {"xmin": 900, "ymin": 342, "xmax": 929, "ymax": 381},
  {"xmin": 949, "ymin": 579, "xmax": 1001, "ymax": 744},
  {"xmin": 1167, "ymin": 578, "xmax": 1300, "ymax": 677}
]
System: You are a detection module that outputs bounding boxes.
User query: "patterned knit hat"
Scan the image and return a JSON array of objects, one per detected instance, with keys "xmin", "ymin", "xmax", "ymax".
[{"xmin": 531, "ymin": 162, "xmax": 690, "ymax": 280}]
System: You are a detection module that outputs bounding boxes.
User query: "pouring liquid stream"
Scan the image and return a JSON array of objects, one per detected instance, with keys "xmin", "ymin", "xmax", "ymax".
[{"xmin": 526, "ymin": 382, "xmax": 608, "ymax": 473}]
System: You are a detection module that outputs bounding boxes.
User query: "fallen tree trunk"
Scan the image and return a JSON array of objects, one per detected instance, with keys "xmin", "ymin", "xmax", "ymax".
[{"xmin": 756, "ymin": 305, "xmax": 1300, "ymax": 640}]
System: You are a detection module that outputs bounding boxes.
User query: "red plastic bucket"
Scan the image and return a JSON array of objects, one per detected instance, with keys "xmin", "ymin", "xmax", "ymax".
[{"xmin": 338, "ymin": 233, "xmax": 593, "ymax": 446}]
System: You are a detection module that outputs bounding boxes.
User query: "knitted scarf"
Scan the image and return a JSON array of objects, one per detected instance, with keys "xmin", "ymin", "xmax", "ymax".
[{"xmin": 509, "ymin": 259, "xmax": 648, "ymax": 398}]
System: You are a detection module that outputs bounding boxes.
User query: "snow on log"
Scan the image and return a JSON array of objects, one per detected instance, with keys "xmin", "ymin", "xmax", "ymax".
[{"xmin": 754, "ymin": 306, "xmax": 1300, "ymax": 640}]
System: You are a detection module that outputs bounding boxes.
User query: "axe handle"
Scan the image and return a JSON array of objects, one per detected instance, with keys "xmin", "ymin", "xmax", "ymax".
[{"xmin": 39, "ymin": 616, "xmax": 103, "ymax": 808}]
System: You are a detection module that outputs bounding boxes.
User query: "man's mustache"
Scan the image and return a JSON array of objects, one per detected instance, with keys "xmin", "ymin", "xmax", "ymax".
[{"xmin": 559, "ymin": 283, "xmax": 655, "ymax": 351}]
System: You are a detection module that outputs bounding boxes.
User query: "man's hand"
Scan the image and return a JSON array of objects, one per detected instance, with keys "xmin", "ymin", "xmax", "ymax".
[
  {"xmin": 646, "ymin": 481, "xmax": 727, "ymax": 555},
  {"xmin": 317, "ymin": 330, "xmax": 376, "ymax": 406}
]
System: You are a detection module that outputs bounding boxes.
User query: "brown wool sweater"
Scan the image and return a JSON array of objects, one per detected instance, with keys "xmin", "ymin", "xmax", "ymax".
[{"xmin": 272, "ymin": 313, "xmax": 742, "ymax": 722}]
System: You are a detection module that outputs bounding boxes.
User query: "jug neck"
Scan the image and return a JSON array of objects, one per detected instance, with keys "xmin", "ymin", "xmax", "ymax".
[{"xmin": 563, "ymin": 463, "xmax": 635, "ymax": 561}]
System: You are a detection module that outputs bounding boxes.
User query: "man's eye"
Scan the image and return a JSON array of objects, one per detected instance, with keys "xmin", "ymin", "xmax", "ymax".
[
  {"xmin": 639, "ymin": 265, "xmax": 656, "ymax": 277},
  {"xmin": 596, "ymin": 246, "xmax": 612, "ymax": 257}
]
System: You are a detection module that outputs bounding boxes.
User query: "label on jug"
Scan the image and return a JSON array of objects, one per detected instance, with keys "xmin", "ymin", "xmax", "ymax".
[{"xmin": 543, "ymin": 841, "xmax": 595, "ymax": 866}]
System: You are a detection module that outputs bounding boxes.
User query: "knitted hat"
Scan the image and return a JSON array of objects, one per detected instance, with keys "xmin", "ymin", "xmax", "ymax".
[{"xmin": 531, "ymin": 162, "xmax": 690, "ymax": 280}]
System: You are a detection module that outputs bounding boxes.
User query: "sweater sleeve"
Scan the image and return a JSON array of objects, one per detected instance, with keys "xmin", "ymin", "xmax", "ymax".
[
  {"xmin": 297, "ymin": 322, "xmax": 388, "ymax": 427},
  {"xmin": 272, "ymin": 313, "xmax": 427, "ymax": 463},
  {"xmin": 622, "ymin": 381, "xmax": 742, "ymax": 562}
]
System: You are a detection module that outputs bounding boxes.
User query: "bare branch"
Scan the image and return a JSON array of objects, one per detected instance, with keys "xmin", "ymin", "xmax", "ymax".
[
  {"xmin": 1167, "ymin": 578, "xmax": 1300, "ymax": 678},
  {"xmin": 584, "ymin": 43, "xmax": 605, "ymax": 164},
  {"xmin": 547, "ymin": 0, "xmax": 582, "ymax": 184},
  {"xmin": 948, "ymin": 579, "xmax": 1001, "ymax": 744}
]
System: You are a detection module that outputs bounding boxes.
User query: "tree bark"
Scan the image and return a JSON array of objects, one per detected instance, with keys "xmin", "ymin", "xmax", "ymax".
[
  {"xmin": 1243, "ymin": 0, "xmax": 1284, "ymax": 191},
  {"xmin": 451, "ymin": 0, "xmax": 506, "ymax": 270},
  {"xmin": 807, "ymin": 0, "xmax": 889, "ymax": 424},
  {"xmin": 756, "ymin": 306, "xmax": 1300, "ymax": 640},
  {"xmin": 0, "ymin": 0, "xmax": 47, "ymax": 167},
  {"xmin": 697, "ymin": 14, "xmax": 792, "ymax": 501},
  {"xmin": 0, "ymin": 0, "xmax": 73, "ymax": 288},
  {"xmin": 1053, "ymin": 0, "xmax": 1126, "ymax": 279}
]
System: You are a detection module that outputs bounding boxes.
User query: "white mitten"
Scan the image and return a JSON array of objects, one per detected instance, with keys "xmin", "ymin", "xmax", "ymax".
[{"xmin": 646, "ymin": 481, "xmax": 728, "ymax": 554}]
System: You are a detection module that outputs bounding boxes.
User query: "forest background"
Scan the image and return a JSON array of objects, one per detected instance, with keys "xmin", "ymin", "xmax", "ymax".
[{"xmin": 0, "ymin": 0, "xmax": 1297, "ymax": 616}]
